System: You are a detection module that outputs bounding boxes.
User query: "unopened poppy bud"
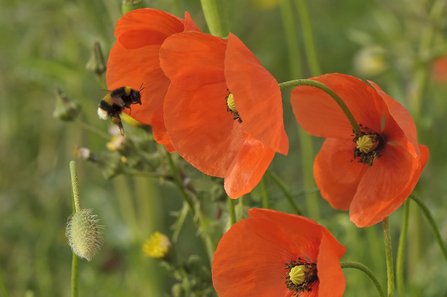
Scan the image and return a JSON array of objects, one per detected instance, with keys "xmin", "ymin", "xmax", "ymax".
[
  {"xmin": 143, "ymin": 232, "xmax": 171, "ymax": 259},
  {"xmin": 66, "ymin": 209, "xmax": 103, "ymax": 261},
  {"xmin": 122, "ymin": 0, "xmax": 146, "ymax": 15},
  {"xmin": 355, "ymin": 135, "xmax": 373, "ymax": 154},
  {"xmin": 289, "ymin": 265, "xmax": 306, "ymax": 285},
  {"xmin": 53, "ymin": 88, "xmax": 81, "ymax": 121},
  {"xmin": 86, "ymin": 41, "xmax": 106, "ymax": 76}
]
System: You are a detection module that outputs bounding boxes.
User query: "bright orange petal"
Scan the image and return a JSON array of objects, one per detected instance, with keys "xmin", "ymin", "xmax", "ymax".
[
  {"xmin": 316, "ymin": 235, "xmax": 346, "ymax": 297},
  {"xmin": 183, "ymin": 11, "xmax": 202, "ymax": 32},
  {"xmin": 160, "ymin": 32, "xmax": 227, "ymax": 91},
  {"xmin": 163, "ymin": 83, "xmax": 245, "ymax": 177},
  {"xmin": 151, "ymin": 109, "xmax": 175, "ymax": 153},
  {"xmin": 314, "ymin": 138, "xmax": 367, "ymax": 210},
  {"xmin": 368, "ymin": 80, "xmax": 421, "ymax": 160},
  {"xmin": 212, "ymin": 214, "xmax": 298, "ymax": 297},
  {"xmin": 224, "ymin": 136, "xmax": 276, "ymax": 198},
  {"xmin": 350, "ymin": 142, "xmax": 421, "ymax": 227},
  {"xmin": 225, "ymin": 33, "xmax": 288, "ymax": 155},
  {"xmin": 107, "ymin": 42, "xmax": 169, "ymax": 127},
  {"xmin": 115, "ymin": 9, "xmax": 184, "ymax": 49},
  {"xmin": 250, "ymin": 209, "xmax": 345, "ymax": 261},
  {"xmin": 291, "ymin": 73, "xmax": 383, "ymax": 138}
]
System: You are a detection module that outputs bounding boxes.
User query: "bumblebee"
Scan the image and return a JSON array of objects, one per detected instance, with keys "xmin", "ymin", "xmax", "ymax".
[{"xmin": 97, "ymin": 84, "xmax": 144, "ymax": 135}]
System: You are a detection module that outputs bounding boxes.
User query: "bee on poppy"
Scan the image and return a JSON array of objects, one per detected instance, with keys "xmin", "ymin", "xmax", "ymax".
[{"xmin": 97, "ymin": 84, "xmax": 144, "ymax": 135}]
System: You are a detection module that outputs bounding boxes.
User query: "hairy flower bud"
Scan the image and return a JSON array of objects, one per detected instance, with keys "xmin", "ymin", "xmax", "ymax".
[
  {"xmin": 86, "ymin": 41, "xmax": 106, "ymax": 76},
  {"xmin": 66, "ymin": 209, "xmax": 103, "ymax": 261},
  {"xmin": 53, "ymin": 88, "xmax": 81, "ymax": 121}
]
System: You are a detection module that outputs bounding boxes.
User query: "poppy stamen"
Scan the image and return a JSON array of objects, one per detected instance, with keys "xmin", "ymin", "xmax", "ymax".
[
  {"xmin": 225, "ymin": 92, "xmax": 242, "ymax": 123},
  {"xmin": 282, "ymin": 257, "xmax": 318, "ymax": 296},
  {"xmin": 352, "ymin": 124, "xmax": 384, "ymax": 167}
]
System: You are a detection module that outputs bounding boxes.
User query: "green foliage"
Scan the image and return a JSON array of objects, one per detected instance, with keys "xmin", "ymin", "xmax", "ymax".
[{"xmin": 1, "ymin": 0, "xmax": 446, "ymax": 296}]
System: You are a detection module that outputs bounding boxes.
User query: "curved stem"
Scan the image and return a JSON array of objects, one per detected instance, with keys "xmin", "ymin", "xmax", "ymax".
[
  {"xmin": 410, "ymin": 194, "xmax": 447, "ymax": 261},
  {"xmin": 396, "ymin": 200, "xmax": 410, "ymax": 297},
  {"xmin": 383, "ymin": 217, "xmax": 394, "ymax": 297},
  {"xmin": 69, "ymin": 161, "xmax": 81, "ymax": 213},
  {"xmin": 341, "ymin": 261, "xmax": 385, "ymax": 297},
  {"xmin": 265, "ymin": 170, "xmax": 303, "ymax": 215},
  {"xmin": 228, "ymin": 196, "xmax": 236, "ymax": 226},
  {"xmin": 279, "ymin": 79, "xmax": 361, "ymax": 135}
]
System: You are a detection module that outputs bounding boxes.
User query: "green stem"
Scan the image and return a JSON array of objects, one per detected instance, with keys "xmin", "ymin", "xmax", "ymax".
[
  {"xmin": 280, "ymin": 0, "xmax": 302, "ymax": 79},
  {"xmin": 341, "ymin": 261, "xmax": 385, "ymax": 297},
  {"xmin": 279, "ymin": 0, "xmax": 319, "ymax": 220},
  {"xmin": 172, "ymin": 0, "xmax": 180, "ymax": 16},
  {"xmin": 297, "ymin": 123, "xmax": 320, "ymax": 221},
  {"xmin": 69, "ymin": 161, "xmax": 80, "ymax": 297},
  {"xmin": 200, "ymin": 0, "xmax": 229, "ymax": 38},
  {"xmin": 69, "ymin": 161, "xmax": 82, "ymax": 213},
  {"xmin": 396, "ymin": 200, "xmax": 410, "ymax": 297},
  {"xmin": 71, "ymin": 253, "xmax": 79, "ymax": 297},
  {"xmin": 236, "ymin": 196, "xmax": 244, "ymax": 223},
  {"xmin": 265, "ymin": 170, "xmax": 303, "ymax": 215},
  {"xmin": 279, "ymin": 79, "xmax": 361, "ymax": 135},
  {"xmin": 165, "ymin": 151, "xmax": 195, "ymax": 215},
  {"xmin": 261, "ymin": 177, "xmax": 269, "ymax": 209},
  {"xmin": 410, "ymin": 194, "xmax": 447, "ymax": 261},
  {"xmin": 294, "ymin": 0, "xmax": 321, "ymax": 76},
  {"xmin": 228, "ymin": 196, "xmax": 236, "ymax": 226},
  {"xmin": 383, "ymin": 217, "xmax": 394, "ymax": 297}
]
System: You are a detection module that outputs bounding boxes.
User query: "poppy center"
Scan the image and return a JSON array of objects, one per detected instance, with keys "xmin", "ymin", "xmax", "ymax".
[
  {"xmin": 282, "ymin": 257, "xmax": 318, "ymax": 296},
  {"xmin": 225, "ymin": 92, "xmax": 242, "ymax": 123},
  {"xmin": 352, "ymin": 124, "xmax": 384, "ymax": 167}
]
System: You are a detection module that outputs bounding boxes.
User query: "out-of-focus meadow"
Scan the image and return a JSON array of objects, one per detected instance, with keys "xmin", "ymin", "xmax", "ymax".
[{"xmin": 1, "ymin": 0, "xmax": 446, "ymax": 296}]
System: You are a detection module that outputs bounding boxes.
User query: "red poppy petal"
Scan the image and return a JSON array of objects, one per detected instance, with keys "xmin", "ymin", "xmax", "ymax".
[
  {"xmin": 183, "ymin": 11, "xmax": 202, "ymax": 32},
  {"xmin": 314, "ymin": 138, "xmax": 367, "ymax": 210},
  {"xmin": 249, "ymin": 209, "xmax": 346, "ymax": 261},
  {"xmin": 349, "ymin": 142, "xmax": 421, "ymax": 227},
  {"xmin": 368, "ymin": 80, "xmax": 421, "ymax": 159},
  {"xmin": 212, "ymin": 214, "xmax": 298, "ymax": 297},
  {"xmin": 107, "ymin": 42, "xmax": 169, "ymax": 127},
  {"xmin": 151, "ymin": 109, "xmax": 175, "ymax": 152},
  {"xmin": 115, "ymin": 9, "xmax": 184, "ymax": 49},
  {"xmin": 224, "ymin": 136, "xmax": 276, "ymax": 198},
  {"xmin": 163, "ymin": 83, "xmax": 246, "ymax": 177},
  {"xmin": 291, "ymin": 73, "xmax": 383, "ymax": 138},
  {"xmin": 160, "ymin": 32, "xmax": 227, "ymax": 91},
  {"xmin": 225, "ymin": 33, "xmax": 288, "ymax": 155},
  {"xmin": 316, "ymin": 235, "xmax": 346, "ymax": 297}
]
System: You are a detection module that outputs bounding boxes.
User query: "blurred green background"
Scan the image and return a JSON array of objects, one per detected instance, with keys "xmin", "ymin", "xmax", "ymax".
[{"xmin": 1, "ymin": 0, "xmax": 446, "ymax": 296}]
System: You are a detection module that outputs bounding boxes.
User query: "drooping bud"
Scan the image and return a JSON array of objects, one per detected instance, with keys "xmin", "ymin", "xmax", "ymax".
[
  {"xmin": 86, "ymin": 41, "xmax": 107, "ymax": 76},
  {"xmin": 122, "ymin": 0, "xmax": 146, "ymax": 15},
  {"xmin": 143, "ymin": 232, "xmax": 171, "ymax": 259},
  {"xmin": 66, "ymin": 209, "xmax": 103, "ymax": 261},
  {"xmin": 53, "ymin": 88, "xmax": 81, "ymax": 121}
]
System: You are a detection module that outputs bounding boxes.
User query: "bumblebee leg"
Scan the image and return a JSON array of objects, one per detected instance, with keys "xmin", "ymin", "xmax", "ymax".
[{"xmin": 112, "ymin": 116, "xmax": 125, "ymax": 136}]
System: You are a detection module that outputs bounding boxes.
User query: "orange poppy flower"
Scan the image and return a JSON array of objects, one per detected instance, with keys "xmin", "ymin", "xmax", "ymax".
[
  {"xmin": 106, "ymin": 9, "xmax": 201, "ymax": 151},
  {"xmin": 212, "ymin": 208, "xmax": 346, "ymax": 297},
  {"xmin": 159, "ymin": 32, "xmax": 289, "ymax": 198},
  {"xmin": 291, "ymin": 73, "xmax": 429, "ymax": 227}
]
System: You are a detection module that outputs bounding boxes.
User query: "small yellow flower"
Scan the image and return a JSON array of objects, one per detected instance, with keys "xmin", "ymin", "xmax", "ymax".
[{"xmin": 143, "ymin": 232, "xmax": 171, "ymax": 259}]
